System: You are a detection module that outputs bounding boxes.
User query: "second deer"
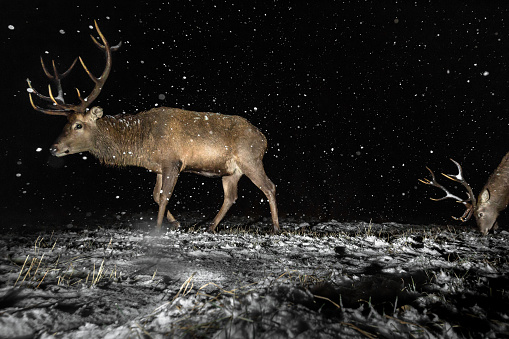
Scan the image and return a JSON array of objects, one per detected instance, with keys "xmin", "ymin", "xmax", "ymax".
[{"xmin": 419, "ymin": 155, "xmax": 509, "ymax": 235}]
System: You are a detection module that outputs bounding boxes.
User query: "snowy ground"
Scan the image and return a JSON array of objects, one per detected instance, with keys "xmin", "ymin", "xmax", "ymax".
[{"xmin": 1, "ymin": 216, "xmax": 508, "ymax": 338}]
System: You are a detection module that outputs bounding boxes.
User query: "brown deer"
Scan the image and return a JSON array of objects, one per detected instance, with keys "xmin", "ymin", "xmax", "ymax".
[
  {"xmin": 419, "ymin": 155, "xmax": 509, "ymax": 235},
  {"xmin": 27, "ymin": 21, "xmax": 280, "ymax": 233}
]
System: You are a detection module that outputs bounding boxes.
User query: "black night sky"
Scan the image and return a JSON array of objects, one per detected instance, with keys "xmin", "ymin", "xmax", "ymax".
[{"xmin": 2, "ymin": 1, "xmax": 509, "ymax": 230}]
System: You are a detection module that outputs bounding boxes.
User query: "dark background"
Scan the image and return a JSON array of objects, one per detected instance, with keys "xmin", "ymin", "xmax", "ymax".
[{"xmin": 2, "ymin": 1, "xmax": 508, "ymax": 230}]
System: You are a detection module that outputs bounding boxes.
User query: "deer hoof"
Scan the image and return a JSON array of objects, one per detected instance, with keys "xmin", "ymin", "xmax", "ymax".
[
  {"xmin": 207, "ymin": 224, "xmax": 217, "ymax": 233},
  {"xmin": 169, "ymin": 221, "xmax": 180, "ymax": 230},
  {"xmin": 150, "ymin": 227, "xmax": 163, "ymax": 236}
]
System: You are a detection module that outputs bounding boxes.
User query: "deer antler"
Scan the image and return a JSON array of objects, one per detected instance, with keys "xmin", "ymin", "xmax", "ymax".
[
  {"xmin": 419, "ymin": 158, "xmax": 476, "ymax": 222},
  {"xmin": 27, "ymin": 20, "xmax": 122, "ymax": 115},
  {"xmin": 26, "ymin": 58, "xmax": 78, "ymax": 116}
]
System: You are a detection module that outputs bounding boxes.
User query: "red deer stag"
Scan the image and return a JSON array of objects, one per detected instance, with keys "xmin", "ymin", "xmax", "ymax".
[
  {"xmin": 27, "ymin": 21, "xmax": 280, "ymax": 233},
  {"xmin": 419, "ymin": 156, "xmax": 509, "ymax": 235}
]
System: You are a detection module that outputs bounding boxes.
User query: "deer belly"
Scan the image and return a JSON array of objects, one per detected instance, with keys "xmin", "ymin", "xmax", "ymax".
[{"xmin": 184, "ymin": 158, "xmax": 241, "ymax": 177}]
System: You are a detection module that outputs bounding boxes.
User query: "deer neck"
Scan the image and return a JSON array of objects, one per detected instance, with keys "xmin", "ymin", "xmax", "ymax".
[{"xmin": 90, "ymin": 115, "xmax": 149, "ymax": 168}]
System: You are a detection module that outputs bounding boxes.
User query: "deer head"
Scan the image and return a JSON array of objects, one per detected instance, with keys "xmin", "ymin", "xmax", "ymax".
[
  {"xmin": 474, "ymin": 188, "xmax": 499, "ymax": 234},
  {"xmin": 27, "ymin": 21, "xmax": 121, "ymax": 156},
  {"xmin": 49, "ymin": 106, "xmax": 104, "ymax": 157}
]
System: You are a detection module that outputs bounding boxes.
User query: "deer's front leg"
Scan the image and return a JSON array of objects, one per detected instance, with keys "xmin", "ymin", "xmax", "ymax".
[
  {"xmin": 156, "ymin": 165, "xmax": 180, "ymax": 230},
  {"xmin": 153, "ymin": 174, "xmax": 162, "ymax": 203},
  {"xmin": 153, "ymin": 173, "xmax": 178, "ymax": 224}
]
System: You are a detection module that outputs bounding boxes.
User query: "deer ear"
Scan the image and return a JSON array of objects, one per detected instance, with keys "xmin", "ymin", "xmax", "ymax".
[
  {"xmin": 480, "ymin": 189, "xmax": 491, "ymax": 203},
  {"xmin": 89, "ymin": 106, "xmax": 104, "ymax": 121}
]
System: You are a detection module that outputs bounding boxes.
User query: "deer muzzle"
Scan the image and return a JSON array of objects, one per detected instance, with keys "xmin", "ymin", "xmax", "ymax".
[{"xmin": 50, "ymin": 145, "xmax": 70, "ymax": 157}]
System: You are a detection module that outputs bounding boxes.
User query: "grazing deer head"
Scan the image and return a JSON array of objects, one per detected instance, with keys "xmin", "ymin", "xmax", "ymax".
[
  {"xmin": 27, "ymin": 21, "xmax": 280, "ymax": 234},
  {"xmin": 419, "ymin": 156, "xmax": 509, "ymax": 235}
]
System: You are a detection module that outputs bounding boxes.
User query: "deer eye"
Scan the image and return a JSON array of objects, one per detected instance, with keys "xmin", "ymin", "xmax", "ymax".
[
  {"xmin": 75, "ymin": 123, "xmax": 83, "ymax": 130},
  {"xmin": 478, "ymin": 212, "xmax": 484, "ymax": 218}
]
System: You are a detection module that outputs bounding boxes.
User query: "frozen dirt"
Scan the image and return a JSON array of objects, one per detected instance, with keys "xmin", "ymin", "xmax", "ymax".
[{"xmin": 1, "ymin": 216, "xmax": 508, "ymax": 338}]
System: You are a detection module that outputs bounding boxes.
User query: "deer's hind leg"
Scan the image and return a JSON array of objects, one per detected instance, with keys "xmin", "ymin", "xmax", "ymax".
[
  {"xmin": 209, "ymin": 171, "xmax": 243, "ymax": 233},
  {"xmin": 239, "ymin": 160, "xmax": 280, "ymax": 233}
]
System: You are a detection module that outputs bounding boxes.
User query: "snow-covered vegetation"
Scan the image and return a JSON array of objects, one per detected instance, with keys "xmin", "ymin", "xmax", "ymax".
[{"xmin": 1, "ymin": 218, "xmax": 508, "ymax": 338}]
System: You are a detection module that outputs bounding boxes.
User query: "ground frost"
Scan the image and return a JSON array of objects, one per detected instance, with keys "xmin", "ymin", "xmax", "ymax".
[{"xmin": 1, "ymin": 219, "xmax": 508, "ymax": 338}]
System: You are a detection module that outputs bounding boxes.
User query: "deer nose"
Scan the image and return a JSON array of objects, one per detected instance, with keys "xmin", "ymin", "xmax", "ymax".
[
  {"xmin": 50, "ymin": 145, "xmax": 70, "ymax": 157},
  {"xmin": 49, "ymin": 145, "xmax": 63, "ymax": 156},
  {"xmin": 49, "ymin": 146, "xmax": 58, "ymax": 156}
]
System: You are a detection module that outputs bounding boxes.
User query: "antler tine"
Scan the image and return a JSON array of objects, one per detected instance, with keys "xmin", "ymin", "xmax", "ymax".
[
  {"xmin": 26, "ymin": 78, "xmax": 51, "ymax": 102},
  {"xmin": 419, "ymin": 161, "xmax": 475, "ymax": 222},
  {"xmin": 456, "ymin": 206, "xmax": 474, "ymax": 222},
  {"xmin": 27, "ymin": 91, "xmax": 70, "ymax": 116},
  {"xmin": 58, "ymin": 58, "xmax": 78, "ymax": 78},
  {"xmin": 441, "ymin": 158, "xmax": 465, "ymax": 183},
  {"xmin": 442, "ymin": 158, "xmax": 477, "ymax": 207},
  {"xmin": 39, "ymin": 57, "xmax": 78, "ymax": 103},
  {"xmin": 90, "ymin": 30, "xmax": 123, "ymax": 52},
  {"xmin": 39, "ymin": 57, "xmax": 54, "ymax": 80},
  {"xmin": 76, "ymin": 20, "xmax": 120, "ymax": 110},
  {"xmin": 47, "ymin": 84, "xmax": 78, "ymax": 112},
  {"xmin": 51, "ymin": 59, "xmax": 78, "ymax": 104}
]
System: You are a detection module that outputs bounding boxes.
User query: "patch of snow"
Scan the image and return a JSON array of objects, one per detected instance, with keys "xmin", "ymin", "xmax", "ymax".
[{"xmin": 0, "ymin": 219, "xmax": 507, "ymax": 338}]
